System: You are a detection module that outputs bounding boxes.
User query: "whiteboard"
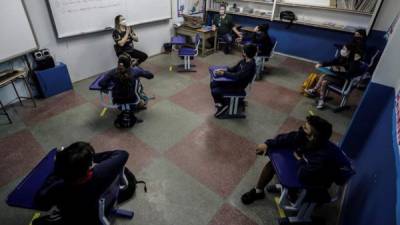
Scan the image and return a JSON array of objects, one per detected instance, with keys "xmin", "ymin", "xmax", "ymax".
[
  {"xmin": 0, "ymin": 0, "xmax": 37, "ymax": 63},
  {"xmin": 47, "ymin": 0, "xmax": 172, "ymax": 38}
]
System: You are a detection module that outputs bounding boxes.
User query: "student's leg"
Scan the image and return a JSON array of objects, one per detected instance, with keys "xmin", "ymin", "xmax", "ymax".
[
  {"xmin": 241, "ymin": 162, "xmax": 276, "ymax": 205},
  {"xmin": 223, "ymin": 33, "xmax": 233, "ymax": 54},
  {"xmin": 254, "ymin": 56, "xmax": 263, "ymax": 79},
  {"xmin": 128, "ymin": 48, "xmax": 148, "ymax": 65}
]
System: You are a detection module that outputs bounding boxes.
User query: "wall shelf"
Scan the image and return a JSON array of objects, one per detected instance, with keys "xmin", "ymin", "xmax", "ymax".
[
  {"xmin": 208, "ymin": 8, "xmax": 272, "ymax": 20},
  {"xmin": 277, "ymin": 2, "xmax": 373, "ymax": 16}
]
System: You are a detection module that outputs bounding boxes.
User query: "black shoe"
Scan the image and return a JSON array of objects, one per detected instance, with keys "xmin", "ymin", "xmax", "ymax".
[
  {"xmin": 241, "ymin": 188, "xmax": 265, "ymax": 205},
  {"xmin": 214, "ymin": 105, "xmax": 228, "ymax": 118}
]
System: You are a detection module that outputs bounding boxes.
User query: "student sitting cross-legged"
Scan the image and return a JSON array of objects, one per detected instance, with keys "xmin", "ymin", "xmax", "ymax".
[
  {"xmin": 33, "ymin": 142, "xmax": 135, "ymax": 225},
  {"xmin": 210, "ymin": 44, "xmax": 257, "ymax": 118},
  {"xmin": 241, "ymin": 115, "xmax": 340, "ymax": 205}
]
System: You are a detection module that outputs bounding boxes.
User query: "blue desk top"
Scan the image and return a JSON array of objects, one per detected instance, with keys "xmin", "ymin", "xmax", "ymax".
[
  {"xmin": 268, "ymin": 148, "xmax": 303, "ymax": 189},
  {"xmin": 7, "ymin": 149, "xmax": 57, "ymax": 210}
]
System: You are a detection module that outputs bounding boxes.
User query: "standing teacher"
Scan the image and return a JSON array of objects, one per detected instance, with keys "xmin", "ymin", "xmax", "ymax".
[{"xmin": 113, "ymin": 15, "xmax": 148, "ymax": 65}]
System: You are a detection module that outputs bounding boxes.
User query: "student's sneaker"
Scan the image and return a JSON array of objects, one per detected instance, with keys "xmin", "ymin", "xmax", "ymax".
[
  {"xmin": 215, "ymin": 104, "xmax": 228, "ymax": 118},
  {"xmin": 304, "ymin": 89, "xmax": 317, "ymax": 97},
  {"xmin": 316, "ymin": 99, "xmax": 325, "ymax": 109},
  {"xmin": 241, "ymin": 188, "xmax": 265, "ymax": 205}
]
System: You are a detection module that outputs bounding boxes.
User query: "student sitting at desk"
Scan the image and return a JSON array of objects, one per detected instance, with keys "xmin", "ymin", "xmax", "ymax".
[
  {"xmin": 99, "ymin": 54, "xmax": 153, "ymax": 109},
  {"xmin": 113, "ymin": 15, "xmax": 148, "ymax": 65},
  {"xmin": 241, "ymin": 115, "xmax": 337, "ymax": 205},
  {"xmin": 305, "ymin": 44, "xmax": 362, "ymax": 109},
  {"xmin": 211, "ymin": 4, "xmax": 242, "ymax": 54},
  {"xmin": 33, "ymin": 142, "xmax": 134, "ymax": 225},
  {"xmin": 211, "ymin": 44, "xmax": 256, "ymax": 117}
]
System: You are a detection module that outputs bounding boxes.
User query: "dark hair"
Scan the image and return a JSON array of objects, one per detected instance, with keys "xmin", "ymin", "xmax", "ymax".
[
  {"xmin": 243, "ymin": 44, "xmax": 257, "ymax": 58},
  {"xmin": 118, "ymin": 53, "xmax": 132, "ymax": 69},
  {"xmin": 258, "ymin": 23, "xmax": 269, "ymax": 32},
  {"xmin": 306, "ymin": 115, "xmax": 332, "ymax": 142},
  {"xmin": 55, "ymin": 142, "xmax": 94, "ymax": 182},
  {"xmin": 355, "ymin": 29, "xmax": 367, "ymax": 38},
  {"xmin": 114, "ymin": 15, "xmax": 123, "ymax": 30},
  {"xmin": 219, "ymin": 3, "xmax": 226, "ymax": 9}
]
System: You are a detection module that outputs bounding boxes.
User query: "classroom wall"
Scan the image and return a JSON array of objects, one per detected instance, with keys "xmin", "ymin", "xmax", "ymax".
[
  {"xmin": 339, "ymin": 13, "xmax": 400, "ymax": 225},
  {"xmin": 372, "ymin": 17, "xmax": 400, "ymax": 91},
  {"xmin": 373, "ymin": 0, "xmax": 400, "ymax": 31},
  {"xmin": 0, "ymin": 0, "xmax": 179, "ymax": 104}
]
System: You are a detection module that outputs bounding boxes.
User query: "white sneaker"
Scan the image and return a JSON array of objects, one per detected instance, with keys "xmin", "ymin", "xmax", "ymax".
[
  {"xmin": 304, "ymin": 89, "xmax": 316, "ymax": 96},
  {"xmin": 316, "ymin": 99, "xmax": 325, "ymax": 109}
]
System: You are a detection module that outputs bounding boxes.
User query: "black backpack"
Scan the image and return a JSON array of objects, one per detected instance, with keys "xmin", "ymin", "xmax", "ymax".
[
  {"xmin": 114, "ymin": 110, "xmax": 137, "ymax": 128},
  {"xmin": 118, "ymin": 168, "xmax": 147, "ymax": 203}
]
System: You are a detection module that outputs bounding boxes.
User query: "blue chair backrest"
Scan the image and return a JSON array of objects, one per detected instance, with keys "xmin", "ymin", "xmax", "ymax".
[
  {"xmin": 98, "ymin": 172, "xmax": 123, "ymax": 225},
  {"xmin": 328, "ymin": 142, "xmax": 356, "ymax": 186}
]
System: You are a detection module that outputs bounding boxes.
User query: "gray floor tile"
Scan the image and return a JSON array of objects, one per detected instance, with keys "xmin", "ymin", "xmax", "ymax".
[
  {"xmin": 30, "ymin": 103, "xmax": 116, "ymax": 150},
  {"xmin": 212, "ymin": 101, "xmax": 288, "ymax": 144},
  {"xmin": 0, "ymin": 107, "xmax": 26, "ymax": 139},
  {"xmin": 116, "ymin": 158, "xmax": 223, "ymax": 225},
  {"xmin": 0, "ymin": 178, "xmax": 36, "ymax": 225},
  {"xmin": 131, "ymin": 100, "xmax": 204, "ymax": 153},
  {"xmin": 228, "ymin": 157, "xmax": 279, "ymax": 225}
]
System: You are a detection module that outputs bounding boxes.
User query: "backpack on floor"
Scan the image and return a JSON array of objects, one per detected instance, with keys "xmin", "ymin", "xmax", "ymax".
[
  {"xmin": 301, "ymin": 73, "xmax": 320, "ymax": 96},
  {"xmin": 114, "ymin": 111, "xmax": 137, "ymax": 128},
  {"xmin": 118, "ymin": 167, "xmax": 147, "ymax": 203}
]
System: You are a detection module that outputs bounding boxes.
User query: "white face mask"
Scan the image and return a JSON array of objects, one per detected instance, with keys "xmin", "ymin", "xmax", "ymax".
[
  {"xmin": 340, "ymin": 49, "xmax": 350, "ymax": 57},
  {"xmin": 120, "ymin": 19, "xmax": 127, "ymax": 26}
]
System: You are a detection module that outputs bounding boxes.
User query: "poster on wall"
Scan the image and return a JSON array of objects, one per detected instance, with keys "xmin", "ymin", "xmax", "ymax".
[{"xmin": 178, "ymin": 0, "xmax": 205, "ymax": 17}]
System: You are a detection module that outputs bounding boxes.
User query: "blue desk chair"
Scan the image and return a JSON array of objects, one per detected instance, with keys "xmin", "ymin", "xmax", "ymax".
[
  {"xmin": 178, "ymin": 34, "xmax": 200, "ymax": 72},
  {"xmin": 268, "ymin": 143, "xmax": 355, "ymax": 225},
  {"xmin": 209, "ymin": 65, "xmax": 257, "ymax": 119},
  {"xmin": 7, "ymin": 149, "xmax": 134, "ymax": 225}
]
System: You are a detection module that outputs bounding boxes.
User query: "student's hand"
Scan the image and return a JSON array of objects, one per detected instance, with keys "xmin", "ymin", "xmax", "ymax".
[
  {"xmin": 126, "ymin": 26, "xmax": 131, "ymax": 34},
  {"xmin": 235, "ymin": 37, "xmax": 242, "ymax": 43},
  {"xmin": 256, "ymin": 144, "xmax": 268, "ymax": 155},
  {"xmin": 212, "ymin": 25, "xmax": 217, "ymax": 31},
  {"xmin": 293, "ymin": 152, "xmax": 302, "ymax": 161},
  {"xmin": 315, "ymin": 63, "xmax": 322, "ymax": 68}
]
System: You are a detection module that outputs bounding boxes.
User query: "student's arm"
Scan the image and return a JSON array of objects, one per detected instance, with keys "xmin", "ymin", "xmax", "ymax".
[
  {"xmin": 131, "ymin": 68, "xmax": 154, "ymax": 79},
  {"xmin": 34, "ymin": 175, "xmax": 64, "ymax": 211},
  {"xmin": 264, "ymin": 131, "xmax": 303, "ymax": 150},
  {"xmin": 98, "ymin": 69, "xmax": 116, "ymax": 90},
  {"xmin": 223, "ymin": 61, "xmax": 252, "ymax": 80},
  {"xmin": 114, "ymin": 28, "xmax": 131, "ymax": 47},
  {"xmin": 345, "ymin": 60, "xmax": 362, "ymax": 78},
  {"xmin": 93, "ymin": 150, "xmax": 129, "ymax": 181},
  {"xmin": 226, "ymin": 61, "xmax": 241, "ymax": 73},
  {"xmin": 320, "ymin": 57, "xmax": 340, "ymax": 67}
]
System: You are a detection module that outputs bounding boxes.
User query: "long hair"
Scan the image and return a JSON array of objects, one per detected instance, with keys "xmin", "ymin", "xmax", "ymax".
[{"xmin": 114, "ymin": 15, "xmax": 123, "ymax": 31}]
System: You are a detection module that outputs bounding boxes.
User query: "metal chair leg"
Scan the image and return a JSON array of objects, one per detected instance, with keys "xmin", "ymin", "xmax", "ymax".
[
  {"xmin": 0, "ymin": 100, "xmax": 12, "ymax": 124},
  {"xmin": 22, "ymin": 76, "xmax": 36, "ymax": 107},
  {"xmin": 11, "ymin": 81, "xmax": 23, "ymax": 106}
]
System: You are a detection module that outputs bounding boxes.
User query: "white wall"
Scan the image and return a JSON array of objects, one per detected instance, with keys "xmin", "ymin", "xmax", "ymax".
[
  {"xmin": 24, "ymin": 0, "xmax": 177, "ymax": 82},
  {"xmin": 373, "ymin": 0, "xmax": 400, "ymax": 31},
  {"xmin": 0, "ymin": 0, "xmax": 179, "ymax": 104},
  {"xmin": 372, "ymin": 16, "xmax": 400, "ymax": 90}
]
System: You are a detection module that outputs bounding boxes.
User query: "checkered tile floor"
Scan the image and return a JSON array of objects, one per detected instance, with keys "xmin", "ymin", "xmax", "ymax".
[{"xmin": 0, "ymin": 52, "xmax": 362, "ymax": 225}]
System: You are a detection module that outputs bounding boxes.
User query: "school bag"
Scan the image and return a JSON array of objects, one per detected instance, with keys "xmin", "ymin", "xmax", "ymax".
[
  {"xmin": 301, "ymin": 73, "xmax": 320, "ymax": 97},
  {"xmin": 114, "ymin": 110, "xmax": 137, "ymax": 128},
  {"xmin": 118, "ymin": 167, "xmax": 147, "ymax": 203}
]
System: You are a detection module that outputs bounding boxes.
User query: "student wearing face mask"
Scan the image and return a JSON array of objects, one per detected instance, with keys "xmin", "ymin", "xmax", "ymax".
[
  {"xmin": 211, "ymin": 4, "xmax": 242, "ymax": 54},
  {"xmin": 113, "ymin": 15, "xmax": 148, "ymax": 65},
  {"xmin": 305, "ymin": 44, "xmax": 363, "ymax": 109},
  {"xmin": 241, "ymin": 115, "xmax": 338, "ymax": 205}
]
